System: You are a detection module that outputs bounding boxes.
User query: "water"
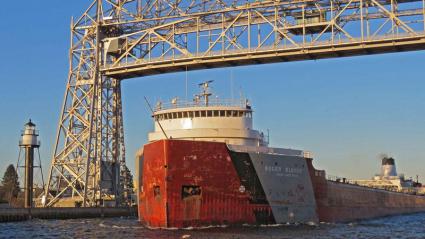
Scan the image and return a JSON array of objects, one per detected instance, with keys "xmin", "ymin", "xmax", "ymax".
[{"xmin": 1, "ymin": 213, "xmax": 425, "ymax": 239}]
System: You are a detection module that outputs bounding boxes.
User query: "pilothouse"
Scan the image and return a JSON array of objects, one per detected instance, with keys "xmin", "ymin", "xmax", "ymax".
[{"xmin": 148, "ymin": 81, "xmax": 268, "ymax": 147}]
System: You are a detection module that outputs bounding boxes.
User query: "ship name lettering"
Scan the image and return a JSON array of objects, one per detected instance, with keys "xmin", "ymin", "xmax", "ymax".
[
  {"xmin": 265, "ymin": 165, "xmax": 282, "ymax": 172},
  {"xmin": 285, "ymin": 167, "xmax": 303, "ymax": 174}
]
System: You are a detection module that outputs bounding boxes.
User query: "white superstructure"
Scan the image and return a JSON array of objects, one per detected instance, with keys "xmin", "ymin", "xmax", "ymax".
[
  {"xmin": 352, "ymin": 157, "xmax": 420, "ymax": 193},
  {"xmin": 148, "ymin": 81, "xmax": 268, "ymax": 147}
]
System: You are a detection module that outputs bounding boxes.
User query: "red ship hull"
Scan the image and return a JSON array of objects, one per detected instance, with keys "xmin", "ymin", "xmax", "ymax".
[
  {"xmin": 138, "ymin": 139, "xmax": 425, "ymax": 228},
  {"xmin": 138, "ymin": 140, "xmax": 273, "ymax": 228}
]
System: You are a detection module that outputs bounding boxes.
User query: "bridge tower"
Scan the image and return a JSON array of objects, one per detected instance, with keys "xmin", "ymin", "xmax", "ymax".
[{"xmin": 45, "ymin": 1, "xmax": 127, "ymax": 207}]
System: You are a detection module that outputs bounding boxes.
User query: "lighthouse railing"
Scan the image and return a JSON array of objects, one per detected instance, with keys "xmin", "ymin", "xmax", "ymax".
[{"xmin": 19, "ymin": 140, "xmax": 41, "ymax": 147}]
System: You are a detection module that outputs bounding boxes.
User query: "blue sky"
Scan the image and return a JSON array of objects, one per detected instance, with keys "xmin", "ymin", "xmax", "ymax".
[{"xmin": 0, "ymin": 1, "xmax": 424, "ymax": 184}]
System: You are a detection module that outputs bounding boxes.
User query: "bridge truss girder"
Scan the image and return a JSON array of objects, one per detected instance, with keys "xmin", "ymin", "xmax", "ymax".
[{"xmin": 100, "ymin": 0, "xmax": 425, "ymax": 78}]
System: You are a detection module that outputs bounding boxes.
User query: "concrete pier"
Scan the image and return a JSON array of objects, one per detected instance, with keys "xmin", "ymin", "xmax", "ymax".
[{"xmin": 0, "ymin": 207, "xmax": 137, "ymax": 223}]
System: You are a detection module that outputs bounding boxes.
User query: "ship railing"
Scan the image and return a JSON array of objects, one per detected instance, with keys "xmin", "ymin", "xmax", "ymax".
[
  {"xmin": 326, "ymin": 175, "xmax": 425, "ymax": 195},
  {"xmin": 326, "ymin": 174, "xmax": 350, "ymax": 183},
  {"xmin": 327, "ymin": 174, "xmax": 363, "ymax": 186},
  {"xmin": 154, "ymin": 98, "xmax": 250, "ymax": 111},
  {"xmin": 327, "ymin": 176, "xmax": 367, "ymax": 187},
  {"xmin": 327, "ymin": 174, "xmax": 364, "ymax": 187}
]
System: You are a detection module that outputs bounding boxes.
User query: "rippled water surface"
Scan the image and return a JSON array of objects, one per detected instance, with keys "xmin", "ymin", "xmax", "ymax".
[{"xmin": 1, "ymin": 213, "xmax": 425, "ymax": 239}]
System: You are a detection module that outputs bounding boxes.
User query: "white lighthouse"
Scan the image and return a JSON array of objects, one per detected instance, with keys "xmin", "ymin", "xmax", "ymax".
[{"xmin": 18, "ymin": 119, "xmax": 42, "ymax": 208}]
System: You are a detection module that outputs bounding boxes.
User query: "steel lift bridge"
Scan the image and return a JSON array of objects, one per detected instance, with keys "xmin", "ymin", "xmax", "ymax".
[{"xmin": 45, "ymin": 0, "xmax": 425, "ymax": 207}]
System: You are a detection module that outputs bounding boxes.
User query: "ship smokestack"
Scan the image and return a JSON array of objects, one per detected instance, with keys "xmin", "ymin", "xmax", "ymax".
[{"xmin": 381, "ymin": 156, "xmax": 397, "ymax": 178}]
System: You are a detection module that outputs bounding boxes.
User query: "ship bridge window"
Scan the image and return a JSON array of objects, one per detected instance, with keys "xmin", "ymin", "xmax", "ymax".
[
  {"xmin": 182, "ymin": 185, "xmax": 202, "ymax": 199},
  {"xmin": 160, "ymin": 110, "xmax": 252, "ymax": 119}
]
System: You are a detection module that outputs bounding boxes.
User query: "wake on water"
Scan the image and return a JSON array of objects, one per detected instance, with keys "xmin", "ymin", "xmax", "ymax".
[{"xmin": 1, "ymin": 213, "xmax": 425, "ymax": 239}]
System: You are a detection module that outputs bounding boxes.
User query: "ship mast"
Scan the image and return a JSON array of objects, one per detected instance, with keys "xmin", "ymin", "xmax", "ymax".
[{"xmin": 197, "ymin": 80, "xmax": 213, "ymax": 106}]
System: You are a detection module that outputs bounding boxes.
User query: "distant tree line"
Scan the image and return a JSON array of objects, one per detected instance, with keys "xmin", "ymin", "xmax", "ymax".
[
  {"xmin": 0, "ymin": 164, "xmax": 20, "ymax": 205},
  {"xmin": 0, "ymin": 164, "xmax": 136, "ymax": 207}
]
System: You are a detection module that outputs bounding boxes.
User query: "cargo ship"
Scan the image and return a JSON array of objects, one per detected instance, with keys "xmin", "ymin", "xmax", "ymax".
[{"xmin": 137, "ymin": 81, "xmax": 425, "ymax": 228}]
